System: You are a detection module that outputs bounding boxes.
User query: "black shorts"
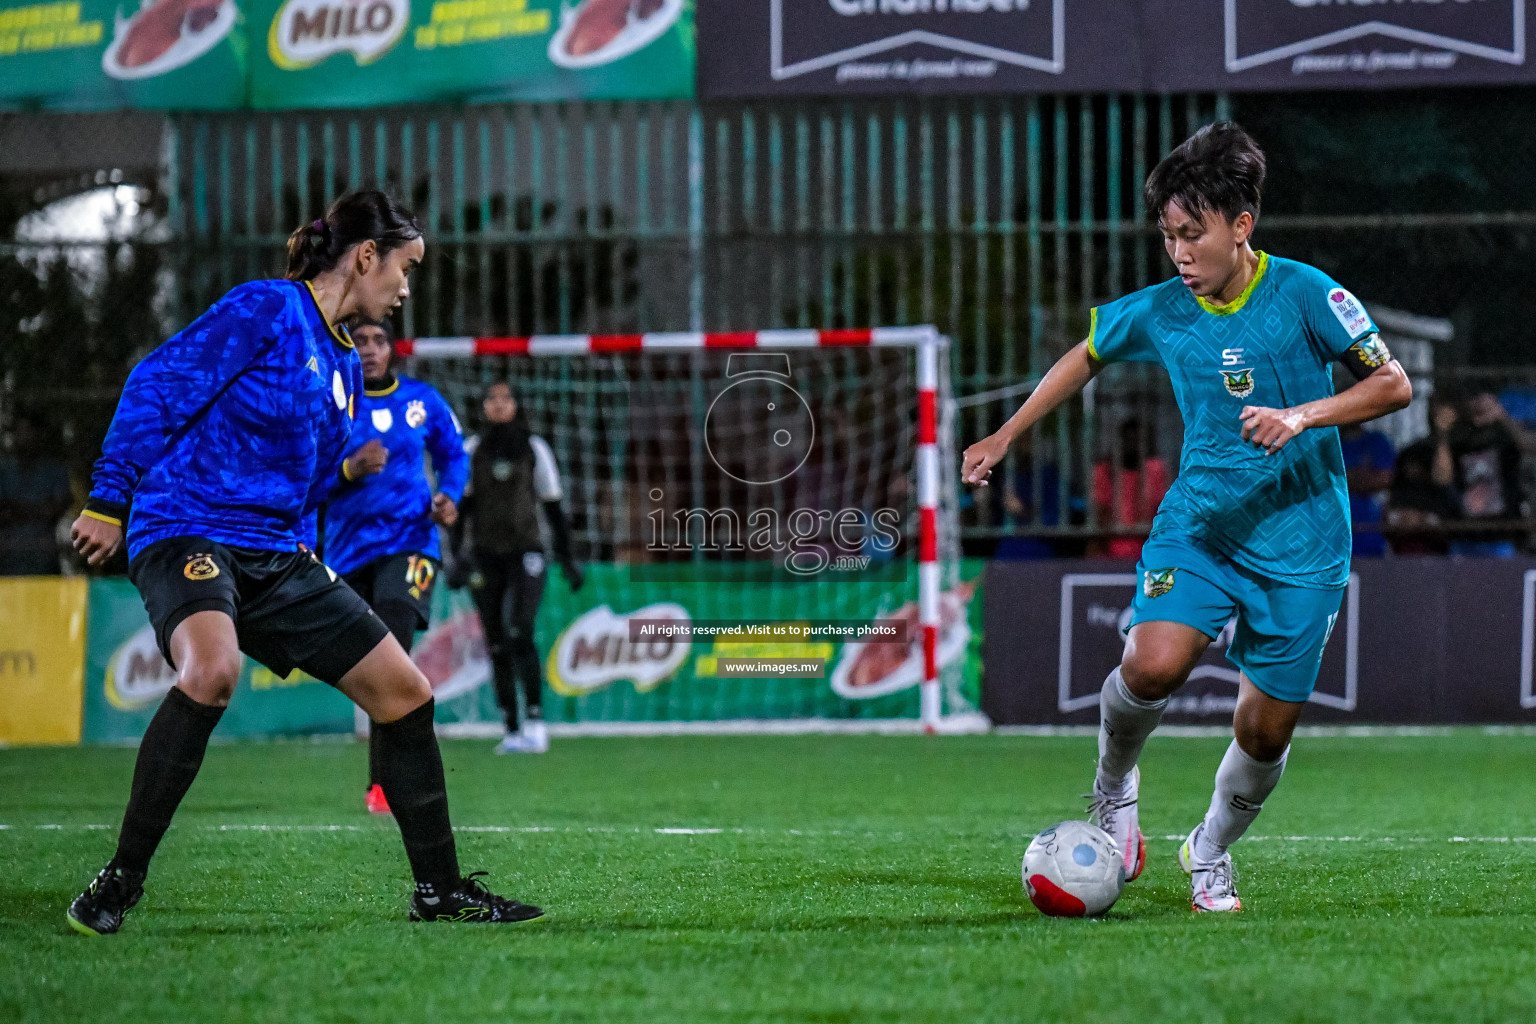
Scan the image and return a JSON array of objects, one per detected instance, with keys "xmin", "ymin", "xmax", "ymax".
[
  {"xmin": 129, "ymin": 536, "xmax": 390, "ymax": 685},
  {"xmin": 342, "ymin": 552, "xmax": 438, "ymax": 631}
]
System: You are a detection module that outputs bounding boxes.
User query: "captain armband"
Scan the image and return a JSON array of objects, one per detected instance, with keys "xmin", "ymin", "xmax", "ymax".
[{"xmin": 1337, "ymin": 333, "xmax": 1394, "ymax": 382}]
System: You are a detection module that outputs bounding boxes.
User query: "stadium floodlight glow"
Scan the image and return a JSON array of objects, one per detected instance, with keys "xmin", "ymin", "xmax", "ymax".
[{"xmin": 398, "ymin": 327, "xmax": 961, "ymax": 732}]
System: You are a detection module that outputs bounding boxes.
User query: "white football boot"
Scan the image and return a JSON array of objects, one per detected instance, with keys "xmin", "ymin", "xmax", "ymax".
[
  {"xmin": 1179, "ymin": 822, "xmax": 1242, "ymax": 912},
  {"xmin": 520, "ymin": 719, "xmax": 549, "ymax": 753},
  {"xmin": 494, "ymin": 720, "xmax": 550, "ymax": 755},
  {"xmin": 1087, "ymin": 764, "xmax": 1146, "ymax": 882}
]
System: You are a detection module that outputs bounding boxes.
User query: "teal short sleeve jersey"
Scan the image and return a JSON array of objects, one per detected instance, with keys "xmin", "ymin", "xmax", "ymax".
[{"xmin": 1088, "ymin": 252, "xmax": 1383, "ymax": 588}]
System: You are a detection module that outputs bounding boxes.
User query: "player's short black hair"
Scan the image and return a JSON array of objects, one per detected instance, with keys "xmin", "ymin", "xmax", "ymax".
[
  {"xmin": 1145, "ymin": 121, "xmax": 1266, "ymax": 226},
  {"xmin": 284, "ymin": 190, "xmax": 422, "ymax": 281}
]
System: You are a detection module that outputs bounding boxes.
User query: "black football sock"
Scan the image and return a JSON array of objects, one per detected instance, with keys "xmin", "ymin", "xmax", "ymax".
[
  {"xmin": 371, "ymin": 699, "xmax": 460, "ymax": 888},
  {"xmin": 114, "ymin": 686, "xmax": 225, "ymax": 877},
  {"xmin": 367, "ymin": 602, "xmax": 418, "ymax": 789},
  {"xmin": 367, "ymin": 730, "xmax": 382, "ymax": 790}
]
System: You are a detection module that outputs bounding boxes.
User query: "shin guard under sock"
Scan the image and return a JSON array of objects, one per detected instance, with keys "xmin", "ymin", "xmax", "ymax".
[
  {"xmin": 371, "ymin": 699, "xmax": 460, "ymax": 888},
  {"xmin": 114, "ymin": 686, "xmax": 225, "ymax": 876},
  {"xmin": 1096, "ymin": 667, "xmax": 1168, "ymax": 791},
  {"xmin": 1196, "ymin": 740, "xmax": 1289, "ymax": 860}
]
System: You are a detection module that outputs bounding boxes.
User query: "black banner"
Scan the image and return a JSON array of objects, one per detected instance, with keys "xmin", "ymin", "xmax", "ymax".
[
  {"xmin": 697, "ymin": 0, "xmax": 1142, "ymax": 97},
  {"xmin": 699, "ymin": 0, "xmax": 1536, "ymax": 97},
  {"xmin": 1146, "ymin": 0, "xmax": 1536, "ymax": 93},
  {"xmin": 982, "ymin": 558, "xmax": 1536, "ymax": 725}
]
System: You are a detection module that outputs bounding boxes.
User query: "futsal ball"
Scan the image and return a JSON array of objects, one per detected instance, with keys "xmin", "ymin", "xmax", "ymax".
[{"xmin": 1022, "ymin": 820, "xmax": 1125, "ymax": 917}]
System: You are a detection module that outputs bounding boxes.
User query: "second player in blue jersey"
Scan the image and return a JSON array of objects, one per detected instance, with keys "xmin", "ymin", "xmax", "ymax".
[
  {"xmin": 326, "ymin": 322, "xmax": 468, "ymax": 582},
  {"xmin": 325, "ymin": 319, "xmax": 468, "ymax": 814},
  {"xmin": 963, "ymin": 123, "xmax": 1412, "ymax": 913}
]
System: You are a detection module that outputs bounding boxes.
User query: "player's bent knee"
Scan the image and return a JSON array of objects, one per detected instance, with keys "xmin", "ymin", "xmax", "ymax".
[
  {"xmin": 1233, "ymin": 717, "xmax": 1292, "ymax": 763},
  {"xmin": 371, "ymin": 662, "xmax": 432, "ymax": 721},
  {"xmin": 1120, "ymin": 653, "xmax": 1187, "ymax": 701},
  {"xmin": 177, "ymin": 652, "xmax": 242, "ymax": 706},
  {"xmin": 398, "ymin": 665, "xmax": 432, "ymax": 707}
]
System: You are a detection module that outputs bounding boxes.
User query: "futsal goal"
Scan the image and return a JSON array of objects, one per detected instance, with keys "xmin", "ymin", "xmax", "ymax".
[{"xmin": 395, "ymin": 326, "xmax": 976, "ymax": 734}]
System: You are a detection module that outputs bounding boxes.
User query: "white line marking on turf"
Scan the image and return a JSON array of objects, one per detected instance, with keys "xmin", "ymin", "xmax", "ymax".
[
  {"xmin": 8, "ymin": 824, "xmax": 1536, "ymax": 844},
  {"xmin": 655, "ymin": 828, "xmax": 724, "ymax": 834}
]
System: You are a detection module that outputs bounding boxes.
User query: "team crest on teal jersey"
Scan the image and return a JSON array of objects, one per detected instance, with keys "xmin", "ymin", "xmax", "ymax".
[
  {"xmin": 1221, "ymin": 368, "xmax": 1255, "ymax": 399},
  {"xmin": 1143, "ymin": 568, "xmax": 1177, "ymax": 598},
  {"xmin": 1350, "ymin": 334, "xmax": 1391, "ymax": 369}
]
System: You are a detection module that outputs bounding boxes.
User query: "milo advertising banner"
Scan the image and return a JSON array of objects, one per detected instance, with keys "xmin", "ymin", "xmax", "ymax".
[
  {"xmin": 248, "ymin": 0, "xmax": 694, "ymax": 107},
  {"xmin": 423, "ymin": 560, "xmax": 985, "ymax": 727},
  {"xmin": 0, "ymin": 0, "xmax": 246, "ymax": 109},
  {"xmin": 83, "ymin": 576, "xmax": 355, "ymax": 742},
  {"xmin": 0, "ymin": 0, "xmax": 691, "ymax": 109},
  {"xmin": 79, "ymin": 559, "xmax": 983, "ymax": 743}
]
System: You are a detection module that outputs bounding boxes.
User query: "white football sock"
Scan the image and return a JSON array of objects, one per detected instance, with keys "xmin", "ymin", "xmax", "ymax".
[
  {"xmin": 1095, "ymin": 667, "xmax": 1168, "ymax": 792},
  {"xmin": 1195, "ymin": 740, "xmax": 1289, "ymax": 862}
]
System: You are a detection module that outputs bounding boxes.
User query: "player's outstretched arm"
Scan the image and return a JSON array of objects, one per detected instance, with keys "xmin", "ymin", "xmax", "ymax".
[
  {"xmin": 1240, "ymin": 360, "xmax": 1412, "ymax": 456},
  {"xmin": 962, "ymin": 340, "xmax": 1100, "ymax": 486}
]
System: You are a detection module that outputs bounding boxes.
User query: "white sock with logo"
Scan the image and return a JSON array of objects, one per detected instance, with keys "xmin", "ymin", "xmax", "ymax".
[
  {"xmin": 1195, "ymin": 740, "xmax": 1289, "ymax": 862},
  {"xmin": 1095, "ymin": 667, "xmax": 1168, "ymax": 792}
]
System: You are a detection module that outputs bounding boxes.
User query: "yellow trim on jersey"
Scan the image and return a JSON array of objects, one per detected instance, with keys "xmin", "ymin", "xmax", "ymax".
[
  {"xmin": 1086, "ymin": 307, "xmax": 1101, "ymax": 361},
  {"xmin": 1195, "ymin": 251, "xmax": 1269, "ymax": 316},
  {"xmin": 302, "ymin": 280, "xmax": 355, "ymax": 349},
  {"xmin": 81, "ymin": 509, "xmax": 122, "ymax": 526},
  {"xmin": 365, "ymin": 379, "xmax": 400, "ymax": 397}
]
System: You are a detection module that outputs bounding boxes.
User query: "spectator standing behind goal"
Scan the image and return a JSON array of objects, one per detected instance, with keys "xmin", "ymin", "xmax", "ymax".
[
  {"xmin": 449, "ymin": 382, "xmax": 583, "ymax": 754},
  {"xmin": 323, "ymin": 318, "xmax": 469, "ymax": 816},
  {"xmin": 1338, "ymin": 422, "xmax": 1395, "ymax": 558}
]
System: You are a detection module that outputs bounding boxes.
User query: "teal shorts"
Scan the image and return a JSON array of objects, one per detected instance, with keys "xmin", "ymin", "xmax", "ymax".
[{"xmin": 1130, "ymin": 535, "xmax": 1345, "ymax": 703}]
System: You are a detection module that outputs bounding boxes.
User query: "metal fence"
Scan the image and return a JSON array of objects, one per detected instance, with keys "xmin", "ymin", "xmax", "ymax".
[{"xmin": 7, "ymin": 89, "xmax": 1536, "ymax": 544}]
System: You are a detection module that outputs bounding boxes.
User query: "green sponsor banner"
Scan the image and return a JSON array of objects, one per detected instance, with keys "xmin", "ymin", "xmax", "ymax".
[
  {"xmin": 82, "ymin": 576, "xmax": 354, "ymax": 742},
  {"xmin": 77, "ymin": 556, "xmax": 983, "ymax": 742},
  {"xmin": 250, "ymin": 0, "xmax": 693, "ymax": 108},
  {"xmin": 0, "ymin": 0, "xmax": 691, "ymax": 109},
  {"xmin": 422, "ymin": 557, "xmax": 986, "ymax": 726},
  {"xmin": 0, "ymin": 0, "xmax": 246, "ymax": 109}
]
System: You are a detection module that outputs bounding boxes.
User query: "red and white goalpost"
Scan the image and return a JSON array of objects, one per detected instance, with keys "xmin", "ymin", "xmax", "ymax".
[{"xmin": 396, "ymin": 326, "xmax": 959, "ymax": 732}]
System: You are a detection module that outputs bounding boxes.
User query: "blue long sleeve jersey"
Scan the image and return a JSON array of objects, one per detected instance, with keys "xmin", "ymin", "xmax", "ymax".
[
  {"xmin": 322, "ymin": 375, "xmax": 468, "ymax": 576},
  {"xmin": 84, "ymin": 279, "xmax": 362, "ymax": 563}
]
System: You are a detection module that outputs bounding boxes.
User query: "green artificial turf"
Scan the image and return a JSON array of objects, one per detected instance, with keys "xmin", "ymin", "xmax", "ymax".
[{"xmin": 4, "ymin": 732, "xmax": 1536, "ymax": 1023}]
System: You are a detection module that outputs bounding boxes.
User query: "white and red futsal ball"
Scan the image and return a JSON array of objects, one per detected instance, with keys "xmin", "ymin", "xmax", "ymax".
[{"xmin": 1022, "ymin": 820, "xmax": 1125, "ymax": 917}]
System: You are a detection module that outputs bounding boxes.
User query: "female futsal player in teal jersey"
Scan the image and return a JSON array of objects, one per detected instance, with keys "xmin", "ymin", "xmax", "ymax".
[{"xmin": 962, "ymin": 123, "xmax": 1412, "ymax": 912}]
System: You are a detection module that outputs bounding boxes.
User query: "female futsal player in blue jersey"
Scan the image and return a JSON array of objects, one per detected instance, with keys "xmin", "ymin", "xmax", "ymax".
[
  {"xmin": 963, "ymin": 124, "xmax": 1412, "ymax": 912},
  {"xmin": 66, "ymin": 191, "xmax": 542, "ymax": 933},
  {"xmin": 325, "ymin": 318, "xmax": 469, "ymax": 814}
]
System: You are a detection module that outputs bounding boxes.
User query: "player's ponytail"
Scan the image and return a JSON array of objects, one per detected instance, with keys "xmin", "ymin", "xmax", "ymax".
[{"xmin": 284, "ymin": 190, "xmax": 423, "ymax": 282}]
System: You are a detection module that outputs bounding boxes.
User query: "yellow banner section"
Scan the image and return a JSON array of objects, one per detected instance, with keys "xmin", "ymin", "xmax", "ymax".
[{"xmin": 0, "ymin": 576, "xmax": 87, "ymax": 745}]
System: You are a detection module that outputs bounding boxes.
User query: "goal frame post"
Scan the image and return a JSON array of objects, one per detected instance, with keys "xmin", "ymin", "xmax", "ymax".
[{"xmin": 396, "ymin": 326, "xmax": 955, "ymax": 731}]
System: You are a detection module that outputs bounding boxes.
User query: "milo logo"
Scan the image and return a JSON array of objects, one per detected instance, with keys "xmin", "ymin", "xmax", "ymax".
[
  {"xmin": 547, "ymin": 603, "xmax": 691, "ymax": 697},
  {"xmin": 268, "ymin": 0, "xmax": 409, "ymax": 69},
  {"xmin": 104, "ymin": 624, "xmax": 177, "ymax": 710}
]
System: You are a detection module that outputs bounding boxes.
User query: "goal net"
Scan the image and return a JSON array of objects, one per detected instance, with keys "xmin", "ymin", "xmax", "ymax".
[{"xmin": 396, "ymin": 328, "xmax": 974, "ymax": 733}]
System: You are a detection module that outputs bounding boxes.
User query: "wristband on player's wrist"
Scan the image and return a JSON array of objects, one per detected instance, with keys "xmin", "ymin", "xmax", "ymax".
[{"xmin": 82, "ymin": 497, "xmax": 128, "ymax": 526}]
